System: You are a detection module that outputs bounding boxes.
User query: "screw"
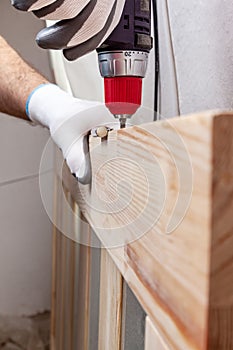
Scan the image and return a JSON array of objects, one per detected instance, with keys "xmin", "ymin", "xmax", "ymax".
[{"xmin": 92, "ymin": 126, "xmax": 111, "ymax": 139}]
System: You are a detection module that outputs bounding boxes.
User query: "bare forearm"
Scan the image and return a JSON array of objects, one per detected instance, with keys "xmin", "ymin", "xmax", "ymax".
[{"xmin": 0, "ymin": 35, "xmax": 49, "ymax": 120}]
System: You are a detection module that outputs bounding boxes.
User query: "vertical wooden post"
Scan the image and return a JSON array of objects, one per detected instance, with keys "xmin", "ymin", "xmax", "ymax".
[{"xmin": 98, "ymin": 249, "xmax": 123, "ymax": 350}]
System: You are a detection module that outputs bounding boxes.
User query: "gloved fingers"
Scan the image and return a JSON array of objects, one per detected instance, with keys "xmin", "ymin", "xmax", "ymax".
[
  {"xmin": 66, "ymin": 0, "xmax": 117, "ymax": 47},
  {"xmin": 65, "ymin": 137, "xmax": 85, "ymax": 176},
  {"xmin": 50, "ymin": 103, "xmax": 118, "ymax": 157},
  {"xmin": 36, "ymin": 0, "xmax": 118, "ymax": 50},
  {"xmin": 12, "ymin": 0, "xmax": 126, "ymax": 59},
  {"xmin": 66, "ymin": 0, "xmax": 125, "ymax": 48},
  {"xmin": 66, "ymin": 135, "xmax": 92, "ymax": 183},
  {"xmin": 63, "ymin": 2, "xmax": 117, "ymax": 60},
  {"xmin": 33, "ymin": 0, "xmax": 90, "ymax": 20},
  {"xmin": 12, "ymin": 0, "xmax": 55, "ymax": 12},
  {"xmin": 35, "ymin": 0, "xmax": 98, "ymax": 50}
]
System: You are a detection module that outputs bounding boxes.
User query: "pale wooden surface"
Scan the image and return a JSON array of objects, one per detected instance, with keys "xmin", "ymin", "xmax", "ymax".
[
  {"xmin": 50, "ymin": 175, "xmax": 58, "ymax": 350},
  {"xmin": 75, "ymin": 216, "xmax": 91, "ymax": 350},
  {"xmin": 51, "ymin": 176, "xmax": 92, "ymax": 350},
  {"xmin": 50, "ymin": 174, "xmax": 63, "ymax": 350},
  {"xmin": 145, "ymin": 317, "xmax": 170, "ymax": 350},
  {"xmin": 66, "ymin": 192, "xmax": 75, "ymax": 350},
  {"xmin": 98, "ymin": 249, "xmax": 123, "ymax": 350},
  {"xmin": 57, "ymin": 111, "xmax": 233, "ymax": 349}
]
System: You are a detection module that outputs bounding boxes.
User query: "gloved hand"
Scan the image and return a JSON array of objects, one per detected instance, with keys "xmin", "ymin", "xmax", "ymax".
[
  {"xmin": 12, "ymin": 0, "xmax": 126, "ymax": 60},
  {"xmin": 27, "ymin": 84, "xmax": 115, "ymax": 182}
]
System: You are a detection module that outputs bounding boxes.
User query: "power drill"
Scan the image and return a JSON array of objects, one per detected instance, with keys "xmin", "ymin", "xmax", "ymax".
[{"xmin": 97, "ymin": 0, "xmax": 153, "ymax": 128}]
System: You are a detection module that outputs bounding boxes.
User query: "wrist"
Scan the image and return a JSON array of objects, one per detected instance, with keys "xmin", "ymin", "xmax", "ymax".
[
  {"xmin": 26, "ymin": 83, "xmax": 77, "ymax": 129},
  {"xmin": 26, "ymin": 83, "xmax": 50, "ymax": 121},
  {"xmin": 26, "ymin": 83, "xmax": 104, "ymax": 136}
]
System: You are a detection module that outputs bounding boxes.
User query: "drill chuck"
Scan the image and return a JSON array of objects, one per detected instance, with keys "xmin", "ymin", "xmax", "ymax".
[
  {"xmin": 98, "ymin": 50, "xmax": 148, "ymax": 118},
  {"xmin": 98, "ymin": 50, "xmax": 149, "ymax": 78}
]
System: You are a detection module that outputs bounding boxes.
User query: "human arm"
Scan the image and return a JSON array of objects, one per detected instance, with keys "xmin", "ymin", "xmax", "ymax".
[
  {"xmin": 0, "ymin": 35, "xmax": 48, "ymax": 119},
  {"xmin": 0, "ymin": 35, "xmax": 115, "ymax": 179}
]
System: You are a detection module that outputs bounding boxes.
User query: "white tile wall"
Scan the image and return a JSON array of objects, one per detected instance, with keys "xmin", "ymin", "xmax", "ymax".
[
  {"xmin": 0, "ymin": 0, "xmax": 54, "ymax": 315},
  {"xmin": 0, "ymin": 115, "xmax": 51, "ymax": 184},
  {"xmin": 165, "ymin": 0, "xmax": 233, "ymax": 114},
  {"xmin": 0, "ymin": 176, "xmax": 53, "ymax": 315}
]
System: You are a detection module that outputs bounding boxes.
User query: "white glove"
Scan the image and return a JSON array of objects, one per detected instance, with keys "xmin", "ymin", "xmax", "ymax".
[
  {"xmin": 12, "ymin": 0, "xmax": 126, "ymax": 60},
  {"xmin": 27, "ymin": 84, "xmax": 115, "ymax": 181}
]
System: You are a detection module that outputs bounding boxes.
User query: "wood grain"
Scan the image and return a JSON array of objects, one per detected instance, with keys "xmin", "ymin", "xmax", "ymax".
[
  {"xmin": 145, "ymin": 317, "xmax": 170, "ymax": 350},
  {"xmin": 75, "ymin": 214, "xmax": 91, "ymax": 350},
  {"xmin": 208, "ymin": 115, "xmax": 233, "ymax": 349},
  {"xmin": 59, "ymin": 189, "xmax": 69, "ymax": 350},
  {"xmin": 57, "ymin": 111, "xmax": 233, "ymax": 349},
  {"xmin": 50, "ymin": 175, "xmax": 58, "ymax": 350},
  {"xmin": 52, "ymin": 175, "xmax": 63, "ymax": 350},
  {"xmin": 51, "ymin": 179, "xmax": 103, "ymax": 350},
  {"xmin": 98, "ymin": 248, "xmax": 123, "ymax": 350}
]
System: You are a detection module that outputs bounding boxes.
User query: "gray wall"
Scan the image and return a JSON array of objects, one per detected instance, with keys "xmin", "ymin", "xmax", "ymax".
[
  {"xmin": 0, "ymin": 0, "xmax": 53, "ymax": 316},
  {"xmin": 158, "ymin": 0, "xmax": 233, "ymax": 118}
]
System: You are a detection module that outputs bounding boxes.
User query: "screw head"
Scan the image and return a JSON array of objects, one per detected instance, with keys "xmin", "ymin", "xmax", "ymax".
[{"xmin": 96, "ymin": 126, "xmax": 109, "ymax": 138}]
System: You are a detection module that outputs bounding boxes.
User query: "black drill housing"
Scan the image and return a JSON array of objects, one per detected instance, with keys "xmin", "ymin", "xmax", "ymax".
[{"xmin": 97, "ymin": 0, "xmax": 153, "ymax": 53}]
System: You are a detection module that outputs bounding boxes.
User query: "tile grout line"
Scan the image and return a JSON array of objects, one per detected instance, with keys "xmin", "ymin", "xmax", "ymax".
[{"xmin": 0, "ymin": 169, "xmax": 53, "ymax": 188}]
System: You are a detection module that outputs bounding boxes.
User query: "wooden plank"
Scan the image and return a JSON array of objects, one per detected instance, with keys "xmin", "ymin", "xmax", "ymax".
[
  {"xmin": 88, "ymin": 236, "xmax": 101, "ymax": 350},
  {"xmin": 55, "ymin": 232, "xmax": 62, "ymax": 350},
  {"xmin": 59, "ymin": 216, "xmax": 68, "ymax": 350},
  {"xmin": 50, "ymin": 175, "xmax": 58, "ymax": 350},
  {"xmin": 75, "ymin": 214, "xmax": 91, "ymax": 350},
  {"xmin": 65, "ymin": 192, "xmax": 76, "ymax": 350},
  {"xmin": 58, "ymin": 111, "xmax": 233, "ymax": 349},
  {"xmin": 52, "ymin": 174, "xmax": 64, "ymax": 350},
  {"xmin": 208, "ymin": 115, "xmax": 233, "ymax": 349},
  {"xmin": 98, "ymin": 249, "xmax": 123, "ymax": 350},
  {"xmin": 68, "ymin": 235, "xmax": 75, "ymax": 350},
  {"xmin": 71, "ymin": 223, "xmax": 81, "ymax": 350},
  {"xmin": 145, "ymin": 317, "xmax": 169, "ymax": 350},
  {"xmin": 51, "ymin": 175, "xmax": 77, "ymax": 350},
  {"xmin": 60, "ymin": 188, "xmax": 78, "ymax": 350}
]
